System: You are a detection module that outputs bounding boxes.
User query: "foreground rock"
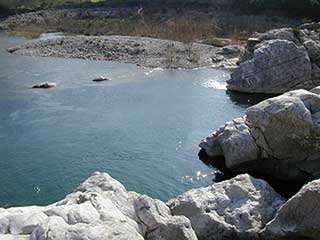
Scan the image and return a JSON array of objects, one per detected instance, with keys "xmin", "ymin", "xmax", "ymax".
[
  {"xmin": 168, "ymin": 174, "xmax": 285, "ymax": 240},
  {"xmin": 227, "ymin": 23, "xmax": 320, "ymax": 93},
  {"xmin": 0, "ymin": 172, "xmax": 288, "ymax": 240},
  {"xmin": 8, "ymin": 35, "xmax": 243, "ymax": 70},
  {"xmin": 200, "ymin": 88, "xmax": 320, "ymax": 183},
  {"xmin": 0, "ymin": 172, "xmax": 197, "ymax": 240},
  {"xmin": 32, "ymin": 82, "xmax": 56, "ymax": 89},
  {"xmin": 261, "ymin": 178, "xmax": 320, "ymax": 239}
]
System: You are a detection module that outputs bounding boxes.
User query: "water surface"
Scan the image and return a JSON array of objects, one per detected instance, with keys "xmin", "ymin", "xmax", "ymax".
[{"xmin": 0, "ymin": 32, "xmax": 259, "ymax": 207}]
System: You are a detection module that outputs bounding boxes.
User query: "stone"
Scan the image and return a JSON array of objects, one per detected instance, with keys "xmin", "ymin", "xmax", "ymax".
[
  {"xmin": 304, "ymin": 39, "xmax": 320, "ymax": 65},
  {"xmin": 0, "ymin": 172, "xmax": 197, "ymax": 240},
  {"xmin": 220, "ymin": 45, "xmax": 244, "ymax": 57},
  {"xmin": 0, "ymin": 235, "xmax": 30, "ymax": 240},
  {"xmin": 227, "ymin": 40, "xmax": 312, "ymax": 94},
  {"xmin": 199, "ymin": 89, "xmax": 320, "ymax": 183},
  {"xmin": 311, "ymin": 64, "xmax": 320, "ymax": 87},
  {"xmin": 92, "ymin": 76, "xmax": 111, "ymax": 82},
  {"xmin": 199, "ymin": 117, "xmax": 259, "ymax": 169},
  {"xmin": 299, "ymin": 22, "xmax": 320, "ymax": 31},
  {"xmin": 261, "ymin": 179, "xmax": 320, "ymax": 240},
  {"xmin": 311, "ymin": 85, "xmax": 320, "ymax": 94},
  {"xmin": 32, "ymin": 82, "xmax": 56, "ymax": 89},
  {"xmin": 168, "ymin": 174, "xmax": 285, "ymax": 240},
  {"xmin": 259, "ymin": 28, "xmax": 295, "ymax": 42},
  {"xmin": 228, "ymin": 23, "xmax": 320, "ymax": 93},
  {"xmin": 0, "ymin": 206, "xmax": 46, "ymax": 234}
]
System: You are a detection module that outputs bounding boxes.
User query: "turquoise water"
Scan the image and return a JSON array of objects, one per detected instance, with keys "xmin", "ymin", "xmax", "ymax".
[{"xmin": 0, "ymin": 32, "xmax": 258, "ymax": 207}]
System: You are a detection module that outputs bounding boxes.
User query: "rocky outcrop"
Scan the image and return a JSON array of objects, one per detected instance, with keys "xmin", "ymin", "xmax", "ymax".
[
  {"xmin": 227, "ymin": 23, "xmax": 320, "ymax": 93},
  {"xmin": 3, "ymin": 172, "xmax": 320, "ymax": 240},
  {"xmin": 0, "ymin": 172, "xmax": 286, "ymax": 240},
  {"xmin": 261, "ymin": 178, "xmax": 320, "ymax": 240},
  {"xmin": 199, "ymin": 89, "xmax": 320, "ymax": 183},
  {"xmin": 168, "ymin": 174, "xmax": 285, "ymax": 240},
  {"xmin": 0, "ymin": 172, "xmax": 197, "ymax": 240}
]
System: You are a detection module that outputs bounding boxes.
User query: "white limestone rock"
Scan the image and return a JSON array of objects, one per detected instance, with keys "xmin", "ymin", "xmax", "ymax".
[
  {"xmin": 0, "ymin": 172, "xmax": 197, "ymax": 240},
  {"xmin": 261, "ymin": 179, "xmax": 320, "ymax": 239},
  {"xmin": 228, "ymin": 23, "xmax": 320, "ymax": 93},
  {"xmin": 200, "ymin": 89, "xmax": 320, "ymax": 182},
  {"xmin": 168, "ymin": 174, "xmax": 285, "ymax": 240},
  {"xmin": 227, "ymin": 40, "xmax": 312, "ymax": 94}
]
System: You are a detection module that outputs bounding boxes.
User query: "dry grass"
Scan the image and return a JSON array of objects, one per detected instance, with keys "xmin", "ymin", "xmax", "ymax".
[
  {"xmin": 132, "ymin": 15, "xmax": 217, "ymax": 43},
  {"xmin": 6, "ymin": 13, "xmax": 219, "ymax": 44}
]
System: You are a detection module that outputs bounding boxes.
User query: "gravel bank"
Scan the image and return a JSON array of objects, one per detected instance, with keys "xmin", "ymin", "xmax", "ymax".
[{"xmin": 8, "ymin": 35, "xmax": 243, "ymax": 69}]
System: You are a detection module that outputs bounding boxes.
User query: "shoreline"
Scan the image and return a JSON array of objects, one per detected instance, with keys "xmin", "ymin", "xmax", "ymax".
[{"xmin": 8, "ymin": 34, "xmax": 243, "ymax": 70}]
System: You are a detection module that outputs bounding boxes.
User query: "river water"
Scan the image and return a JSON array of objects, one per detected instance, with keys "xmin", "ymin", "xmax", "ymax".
[{"xmin": 0, "ymin": 32, "xmax": 262, "ymax": 207}]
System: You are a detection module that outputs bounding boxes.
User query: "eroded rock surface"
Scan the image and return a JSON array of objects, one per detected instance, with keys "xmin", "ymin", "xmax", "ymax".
[
  {"xmin": 200, "ymin": 89, "xmax": 320, "ymax": 183},
  {"xmin": 168, "ymin": 174, "xmax": 285, "ymax": 240},
  {"xmin": 228, "ymin": 23, "xmax": 320, "ymax": 93},
  {"xmin": 0, "ymin": 172, "xmax": 197, "ymax": 240},
  {"xmin": 261, "ymin": 178, "xmax": 320, "ymax": 240}
]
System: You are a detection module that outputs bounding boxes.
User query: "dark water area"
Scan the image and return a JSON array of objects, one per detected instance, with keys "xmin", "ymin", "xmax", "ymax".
[{"xmin": 0, "ymin": 32, "xmax": 266, "ymax": 207}]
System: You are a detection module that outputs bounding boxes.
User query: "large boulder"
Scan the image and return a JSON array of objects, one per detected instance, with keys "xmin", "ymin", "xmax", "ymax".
[
  {"xmin": 168, "ymin": 174, "xmax": 285, "ymax": 240},
  {"xmin": 261, "ymin": 179, "xmax": 320, "ymax": 239},
  {"xmin": 0, "ymin": 172, "xmax": 197, "ymax": 240},
  {"xmin": 199, "ymin": 89, "xmax": 320, "ymax": 183},
  {"xmin": 227, "ymin": 39, "xmax": 312, "ymax": 94},
  {"xmin": 228, "ymin": 24, "xmax": 320, "ymax": 94}
]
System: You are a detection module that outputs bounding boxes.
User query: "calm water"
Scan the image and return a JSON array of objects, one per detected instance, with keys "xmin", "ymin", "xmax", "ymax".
[{"xmin": 0, "ymin": 32, "xmax": 261, "ymax": 207}]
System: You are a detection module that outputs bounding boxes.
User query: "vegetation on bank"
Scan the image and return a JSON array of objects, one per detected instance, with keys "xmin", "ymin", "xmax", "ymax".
[
  {"xmin": 1, "ymin": 0, "xmax": 320, "ymax": 19},
  {"xmin": 0, "ymin": 0, "xmax": 316, "ymax": 45}
]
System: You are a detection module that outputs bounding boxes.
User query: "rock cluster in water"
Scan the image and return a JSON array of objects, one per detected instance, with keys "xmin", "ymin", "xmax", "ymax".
[
  {"xmin": 200, "ymin": 88, "xmax": 320, "ymax": 183},
  {"xmin": 227, "ymin": 22, "xmax": 320, "ymax": 93}
]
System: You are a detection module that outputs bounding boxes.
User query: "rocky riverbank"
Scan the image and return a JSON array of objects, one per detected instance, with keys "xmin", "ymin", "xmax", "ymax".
[
  {"xmin": 2, "ymin": 171, "xmax": 320, "ymax": 240},
  {"xmin": 7, "ymin": 35, "xmax": 243, "ymax": 69},
  {"xmin": 227, "ymin": 22, "xmax": 320, "ymax": 93},
  {"xmin": 200, "ymin": 87, "xmax": 320, "ymax": 185}
]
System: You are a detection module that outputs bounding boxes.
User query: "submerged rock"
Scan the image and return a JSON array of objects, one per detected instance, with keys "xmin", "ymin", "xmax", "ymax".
[
  {"xmin": 199, "ymin": 89, "xmax": 320, "ymax": 183},
  {"xmin": 32, "ymin": 82, "xmax": 56, "ymax": 89},
  {"xmin": 168, "ymin": 174, "xmax": 285, "ymax": 240},
  {"xmin": 0, "ymin": 172, "xmax": 197, "ymax": 240},
  {"xmin": 261, "ymin": 178, "xmax": 320, "ymax": 239},
  {"xmin": 92, "ymin": 76, "xmax": 111, "ymax": 82},
  {"xmin": 228, "ymin": 23, "xmax": 320, "ymax": 93}
]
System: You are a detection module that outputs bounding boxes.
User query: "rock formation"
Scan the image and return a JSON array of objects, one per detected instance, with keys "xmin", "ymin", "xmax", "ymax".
[
  {"xmin": 227, "ymin": 23, "xmax": 320, "ymax": 93},
  {"xmin": 199, "ymin": 88, "xmax": 320, "ymax": 183},
  {"xmin": 0, "ymin": 172, "xmax": 287, "ymax": 240},
  {"xmin": 261, "ymin": 178, "xmax": 320, "ymax": 239},
  {"xmin": 0, "ymin": 172, "xmax": 197, "ymax": 240},
  {"xmin": 168, "ymin": 174, "xmax": 285, "ymax": 240}
]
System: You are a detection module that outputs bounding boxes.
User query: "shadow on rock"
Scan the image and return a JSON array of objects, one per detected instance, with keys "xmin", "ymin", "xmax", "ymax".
[
  {"xmin": 226, "ymin": 90, "xmax": 275, "ymax": 107},
  {"xmin": 198, "ymin": 149, "xmax": 306, "ymax": 199}
]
